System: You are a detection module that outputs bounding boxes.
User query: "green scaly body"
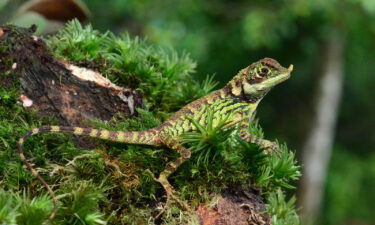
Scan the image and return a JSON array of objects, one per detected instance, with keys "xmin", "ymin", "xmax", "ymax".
[{"xmin": 17, "ymin": 58, "xmax": 293, "ymax": 221}]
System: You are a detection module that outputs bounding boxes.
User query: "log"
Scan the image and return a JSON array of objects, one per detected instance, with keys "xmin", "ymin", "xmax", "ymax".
[{"xmin": 0, "ymin": 25, "xmax": 144, "ymax": 127}]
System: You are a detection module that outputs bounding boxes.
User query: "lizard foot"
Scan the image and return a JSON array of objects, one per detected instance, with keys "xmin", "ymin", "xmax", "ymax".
[
  {"xmin": 145, "ymin": 169, "xmax": 190, "ymax": 218},
  {"xmin": 155, "ymin": 184, "xmax": 190, "ymax": 219},
  {"xmin": 262, "ymin": 140, "xmax": 281, "ymax": 156}
]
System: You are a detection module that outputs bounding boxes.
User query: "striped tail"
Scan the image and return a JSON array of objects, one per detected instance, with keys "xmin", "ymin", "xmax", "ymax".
[{"xmin": 17, "ymin": 126, "xmax": 159, "ymax": 222}]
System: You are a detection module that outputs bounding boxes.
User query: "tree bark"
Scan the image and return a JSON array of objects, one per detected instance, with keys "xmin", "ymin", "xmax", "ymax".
[
  {"xmin": 0, "ymin": 25, "xmax": 143, "ymax": 127},
  {"xmin": 299, "ymin": 32, "xmax": 345, "ymax": 222}
]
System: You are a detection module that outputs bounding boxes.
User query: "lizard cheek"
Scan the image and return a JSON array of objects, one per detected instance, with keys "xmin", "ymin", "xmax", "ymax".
[{"xmin": 242, "ymin": 81, "xmax": 256, "ymax": 95}]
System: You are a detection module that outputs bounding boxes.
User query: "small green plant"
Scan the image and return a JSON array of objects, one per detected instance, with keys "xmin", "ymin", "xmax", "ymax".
[
  {"xmin": 180, "ymin": 113, "xmax": 301, "ymax": 222},
  {"xmin": 16, "ymin": 192, "xmax": 52, "ymax": 225},
  {"xmin": 267, "ymin": 189, "xmax": 300, "ymax": 225},
  {"xmin": 0, "ymin": 190, "xmax": 53, "ymax": 225},
  {"xmin": 0, "ymin": 189, "xmax": 19, "ymax": 225},
  {"xmin": 56, "ymin": 180, "xmax": 107, "ymax": 225},
  {"xmin": 183, "ymin": 108, "xmax": 235, "ymax": 167}
]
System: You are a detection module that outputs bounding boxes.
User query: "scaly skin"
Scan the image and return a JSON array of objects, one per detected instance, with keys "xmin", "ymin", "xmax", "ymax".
[{"xmin": 17, "ymin": 57, "xmax": 293, "ymax": 221}]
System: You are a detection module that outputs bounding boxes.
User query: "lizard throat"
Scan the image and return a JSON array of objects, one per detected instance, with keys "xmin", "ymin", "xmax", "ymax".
[
  {"xmin": 225, "ymin": 80, "xmax": 265, "ymax": 103},
  {"xmin": 240, "ymin": 86, "xmax": 268, "ymax": 103}
]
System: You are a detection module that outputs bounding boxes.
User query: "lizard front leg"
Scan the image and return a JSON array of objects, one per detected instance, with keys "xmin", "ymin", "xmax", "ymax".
[
  {"xmin": 239, "ymin": 122, "xmax": 281, "ymax": 155},
  {"xmin": 147, "ymin": 138, "xmax": 191, "ymax": 217}
]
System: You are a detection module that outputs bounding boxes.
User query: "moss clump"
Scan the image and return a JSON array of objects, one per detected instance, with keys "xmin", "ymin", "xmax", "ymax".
[
  {"xmin": 0, "ymin": 21, "xmax": 301, "ymax": 225},
  {"xmin": 48, "ymin": 20, "xmax": 217, "ymax": 114}
]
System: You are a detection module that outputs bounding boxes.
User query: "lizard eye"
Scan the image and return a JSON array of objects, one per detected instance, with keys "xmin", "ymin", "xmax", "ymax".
[
  {"xmin": 260, "ymin": 68, "xmax": 269, "ymax": 76},
  {"xmin": 257, "ymin": 67, "xmax": 269, "ymax": 77}
]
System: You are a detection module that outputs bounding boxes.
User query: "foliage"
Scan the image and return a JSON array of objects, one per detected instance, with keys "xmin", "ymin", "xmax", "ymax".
[
  {"xmin": 0, "ymin": 189, "xmax": 19, "ymax": 225},
  {"xmin": 55, "ymin": 180, "xmax": 107, "ymax": 225},
  {"xmin": 15, "ymin": 192, "xmax": 52, "ymax": 225},
  {"xmin": 0, "ymin": 190, "xmax": 51, "ymax": 225},
  {"xmin": 0, "ymin": 22, "xmax": 300, "ymax": 224},
  {"xmin": 182, "ymin": 108, "xmax": 236, "ymax": 167},
  {"xmin": 266, "ymin": 189, "xmax": 300, "ymax": 225},
  {"xmin": 181, "ymin": 113, "xmax": 301, "ymax": 200},
  {"xmin": 322, "ymin": 148, "xmax": 375, "ymax": 225}
]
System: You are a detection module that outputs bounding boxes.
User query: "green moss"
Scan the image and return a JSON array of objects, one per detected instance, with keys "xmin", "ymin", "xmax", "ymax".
[
  {"xmin": 266, "ymin": 189, "xmax": 300, "ymax": 225},
  {"xmin": 48, "ymin": 20, "xmax": 216, "ymax": 113},
  {"xmin": 0, "ymin": 21, "xmax": 301, "ymax": 224},
  {"xmin": 55, "ymin": 180, "xmax": 107, "ymax": 225},
  {"xmin": 0, "ymin": 190, "xmax": 19, "ymax": 225},
  {"xmin": 0, "ymin": 190, "xmax": 52, "ymax": 225}
]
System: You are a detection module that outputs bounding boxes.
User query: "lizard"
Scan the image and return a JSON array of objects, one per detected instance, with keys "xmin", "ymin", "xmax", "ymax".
[{"xmin": 17, "ymin": 57, "xmax": 293, "ymax": 221}]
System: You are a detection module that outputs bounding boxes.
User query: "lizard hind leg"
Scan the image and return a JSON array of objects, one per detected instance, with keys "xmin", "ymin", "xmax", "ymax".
[{"xmin": 146, "ymin": 139, "xmax": 191, "ymax": 218}]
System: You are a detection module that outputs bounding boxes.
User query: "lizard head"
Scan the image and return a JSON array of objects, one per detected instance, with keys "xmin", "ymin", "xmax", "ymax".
[
  {"xmin": 226, "ymin": 58, "xmax": 293, "ymax": 102},
  {"xmin": 243, "ymin": 58, "xmax": 293, "ymax": 95}
]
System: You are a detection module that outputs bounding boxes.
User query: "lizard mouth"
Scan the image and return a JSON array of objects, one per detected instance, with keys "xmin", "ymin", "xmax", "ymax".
[
  {"xmin": 263, "ymin": 64, "xmax": 292, "ymax": 87},
  {"xmin": 288, "ymin": 64, "xmax": 294, "ymax": 72}
]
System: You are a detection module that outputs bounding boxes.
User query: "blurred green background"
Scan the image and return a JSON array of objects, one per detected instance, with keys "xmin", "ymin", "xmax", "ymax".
[{"xmin": 1, "ymin": 0, "xmax": 374, "ymax": 224}]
